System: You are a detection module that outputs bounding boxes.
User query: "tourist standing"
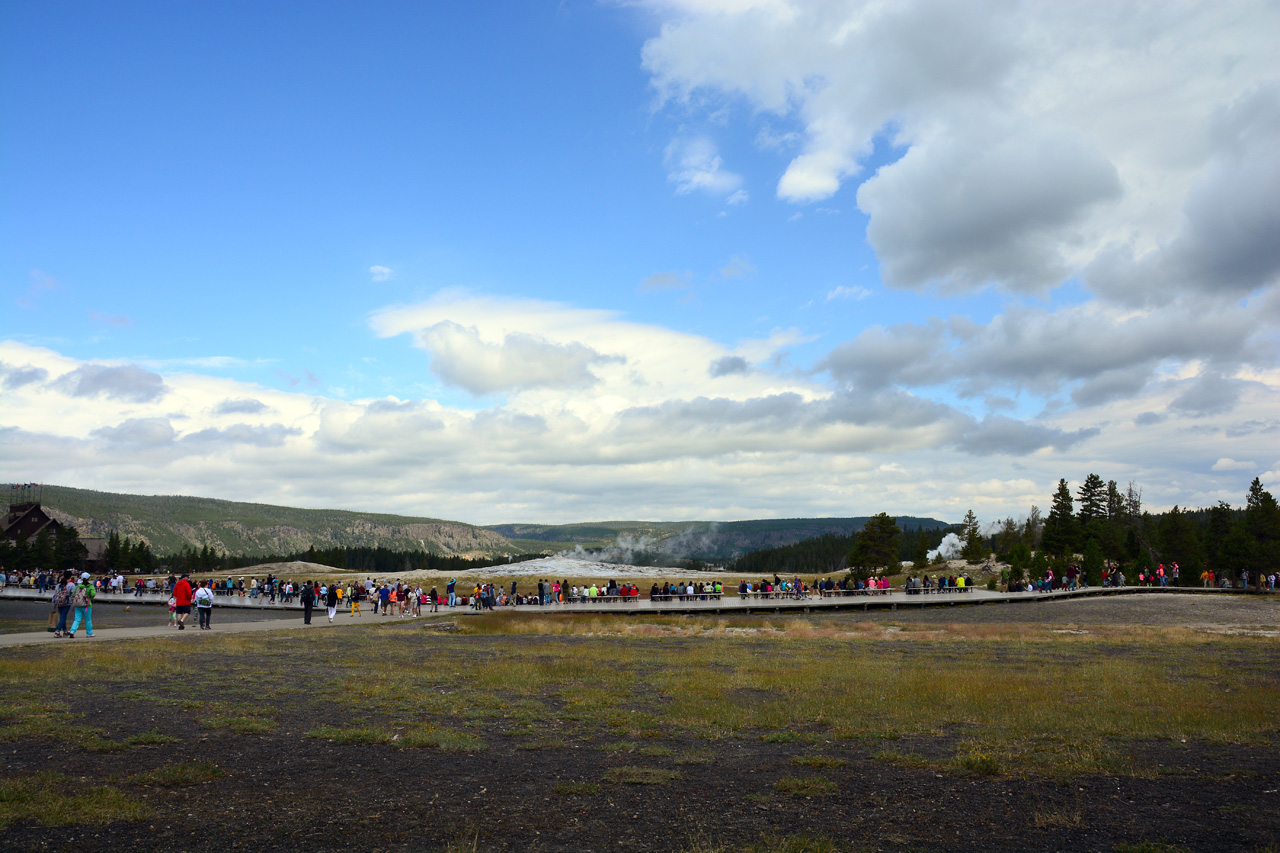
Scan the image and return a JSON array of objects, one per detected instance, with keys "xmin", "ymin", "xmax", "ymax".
[
  {"xmin": 325, "ymin": 583, "xmax": 339, "ymax": 623},
  {"xmin": 195, "ymin": 580, "xmax": 215, "ymax": 630},
  {"xmin": 172, "ymin": 574, "xmax": 193, "ymax": 630},
  {"xmin": 51, "ymin": 570, "xmax": 73, "ymax": 637},
  {"xmin": 300, "ymin": 581, "xmax": 315, "ymax": 624},
  {"xmin": 67, "ymin": 572, "xmax": 96, "ymax": 638}
]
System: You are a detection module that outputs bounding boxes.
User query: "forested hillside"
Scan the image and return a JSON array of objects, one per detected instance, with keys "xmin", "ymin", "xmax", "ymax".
[
  {"xmin": 492, "ymin": 516, "xmax": 951, "ymax": 561},
  {"xmin": 26, "ymin": 485, "xmax": 515, "ymax": 557}
]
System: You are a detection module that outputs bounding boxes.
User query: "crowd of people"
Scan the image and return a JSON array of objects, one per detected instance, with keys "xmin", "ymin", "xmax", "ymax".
[
  {"xmin": 13, "ymin": 564, "xmax": 1278, "ymax": 638},
  {"xmin": 902, "ymin": 573, "xmax": 972, "ymax": 594}
]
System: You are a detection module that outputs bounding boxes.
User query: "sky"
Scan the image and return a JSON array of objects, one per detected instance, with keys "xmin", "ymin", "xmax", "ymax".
[{"xmin": 2, "ymin": 0, "xmax": 1278, "ymax": 526}]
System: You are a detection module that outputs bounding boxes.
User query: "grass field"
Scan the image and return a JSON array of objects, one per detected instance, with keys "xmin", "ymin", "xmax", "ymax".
[{"xmin": 1, "ymin": 604, "xmax": 1278, "ymax": 851}]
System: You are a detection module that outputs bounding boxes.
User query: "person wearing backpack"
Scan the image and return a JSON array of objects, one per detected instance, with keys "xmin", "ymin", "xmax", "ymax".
[
  {"xmin": 300, "ymin": 581, "xmax": 316, "ymax": 625},
  {"xmin": 51, "ymin": 570, "xmax": 73, "ymax": 637},
  {"xmin": 67, "ymin": 572, "xmax": 96, "ymax": 638},
  {"xmin": 194, "ymin": 580, "xmax": 215, "ymax": 630}
]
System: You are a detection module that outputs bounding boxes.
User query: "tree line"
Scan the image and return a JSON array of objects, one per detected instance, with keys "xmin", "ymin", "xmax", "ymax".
[
  {"xmin": 726, "ymin": 522, "xmax": 947, "ymax": 577},
  {"xmin": 158, "ymin": 543, "xmax": 543, "ymax": 577},
  {"xmin": 0, "ymin": 525, "xmax": 88, "ymax": 575},
  {"xmin": 722, "ymin": 476, "xmax": 1279, "ymax": 588}
]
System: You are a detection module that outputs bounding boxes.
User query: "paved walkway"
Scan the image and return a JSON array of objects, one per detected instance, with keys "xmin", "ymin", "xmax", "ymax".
[{"xmin": 0, "ymin": 608, "xmax": 459, "ymax": 649}]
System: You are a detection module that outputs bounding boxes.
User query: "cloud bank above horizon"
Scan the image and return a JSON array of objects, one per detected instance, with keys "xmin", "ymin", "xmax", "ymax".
[{"xmin": 2, "ymin": 1, "xmax": 1277, "ymax": 525}]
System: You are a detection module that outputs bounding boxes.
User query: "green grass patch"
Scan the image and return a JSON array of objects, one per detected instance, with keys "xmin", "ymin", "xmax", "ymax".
[
  {"xmin": 603, "ymin": 766, "xmax": 682, "ymax": 785},
  {"xmin": 552, "ymin": 781, "xmax": 602, "ymax": 795},
  {"xmin": 397, "ymin": 727, "xmax": 488, "ymax": 752},
  {"xmin": 0, "ymin": 773, "xmax": 146, "ymax": 828},
  {"xmin": 773, "ymin": 777, "xmax": 837, "ymax": 797},
  {"xmin": 872, "ymin": 749, "xmax": 930, "ymax": 769},
  {"xmin": 204, "ymin": 716, "xmax": 278, "ymax": 735},
  {"xmin": 598, "ymin": 740, "xmax": 638, "ymax": 752},
  {"xmin": 307, "ymin": 724, "xmax": 393, "ymax": 744},
  {"xmin": 951, "ymin": 746, "xmax": 1003, "ymax": 777},
  {"xmin": 791, "ymin": 755, "xmax": 846, "ymax": 769},
  {"xmin": 761, "ymin": 731, "xmax": 808, "ymax": 743},
  {"xmin": 132, "ymin": 760, "xmax": 225, "ymax": 788}
]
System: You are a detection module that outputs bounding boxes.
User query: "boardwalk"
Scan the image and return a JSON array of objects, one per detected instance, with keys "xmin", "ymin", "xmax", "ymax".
[{"xmin": 0, "ymin": 583, "xmax": 1247, "ymax": 649}]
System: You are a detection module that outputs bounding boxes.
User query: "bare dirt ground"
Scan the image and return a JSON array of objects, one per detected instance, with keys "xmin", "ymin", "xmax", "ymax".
[{"xmin": 1, "ymin": 594, "xmax": 1277, "ymax": 853}]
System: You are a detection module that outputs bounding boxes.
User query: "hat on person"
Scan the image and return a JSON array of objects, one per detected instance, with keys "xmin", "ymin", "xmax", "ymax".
[{"xmin": 80, "ymin": 572, "xmax": 90, "ymax": 580}]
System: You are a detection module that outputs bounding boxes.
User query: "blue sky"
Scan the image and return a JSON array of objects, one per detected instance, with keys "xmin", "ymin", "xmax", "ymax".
[{"xmin": 3, "ymin": 1, "xmax": 1278, "ymax": 525}]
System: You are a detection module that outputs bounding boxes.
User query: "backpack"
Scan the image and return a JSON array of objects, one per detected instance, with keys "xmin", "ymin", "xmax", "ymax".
[
  {"xmin": 72, "ymin": 584, "xmax": 91, "ymax": 608},
  {"xmin": 51, "ymin": 585, "xmax": 69, "ymax": 607}
]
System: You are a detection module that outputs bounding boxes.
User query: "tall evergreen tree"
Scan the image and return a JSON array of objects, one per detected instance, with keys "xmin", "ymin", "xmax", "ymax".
[
  {"xmin": 1022, "ymin": 505, "xmax": 1043, "ymax": 548},
  {"xmin": 847, "ymin": 513, "xmax": 902, "ymax": 577},
  {"xmin": 994, "ymin": 517, "xmax": 1021, "ymax": 559},
  {"xmin": 104, "ymin": 530, "xmax": 123, "ymax": 572},
  {"xmin": 1081, "ymin": 538, "xmax": 1104, "ymax": 586},
  {"xmin": 1156, "ymin": 506, "xmax": 1202, "ymax": 582},
  {"xmin": 960, "ymin": 509, "xmax": 986, "ymax": 563},
  {"xmin": 54, "ymin": 525, "xmax": 87, "ymax": 572},
  {"xmin": 1105, "ymin": 480, "xmax": 1123, "ymax": 520},
  {"xmin": 1244, "ymin": 478, "xmax": 1280, "ymax": 588},
  {"xmin": 1077, "ymin": 473, "xmax": 1106, "ymax": 527},
  {"xmin": 1041, "ymin": 479, "xmax": 1077, "ymax": 557}
]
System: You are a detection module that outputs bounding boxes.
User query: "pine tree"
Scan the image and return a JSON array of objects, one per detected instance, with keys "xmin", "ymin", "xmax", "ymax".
[
  {"xmin": 1244, "ymin": 478, "xmax": 1280, "ymax": 589},
  {"xmin": 1077, "ymin": 473, "xmax": 1106, "ymax": 526},
  {"xmin": 1106, "ymin": 480, "xmax": 1123, "ymax": 520},
  {"xmin": 912, "ymin": 536, "xmax": 929, "ymax": 569},
  {"xmin": 1041, "ymin": 479, "xmax": 1077, "ymax": 557},
  {"xmin": 1082, "ymin": 538, "xmax": 1104, "ymax": 586},
  {"xmin": 960, "ymin": 509, "xmax": 986, "ymax": 563},
  {"xmin": 1022, "ymin": 505, "xmax": 1043, "ymax": 548},
  {"xmin": 104, "ymin": 530, "xmax": 122, "ymax": 572},
  {"xmin": 1157, "ymin": 505, "xmax": 1202, "ymax": 584},
  {"xmin": 994, "ymin": 517, "xmax": 1020, "ymax": 559},
  {"xmin": 847, "ymin": 513, "xmax": 902, "ymax": 576}
]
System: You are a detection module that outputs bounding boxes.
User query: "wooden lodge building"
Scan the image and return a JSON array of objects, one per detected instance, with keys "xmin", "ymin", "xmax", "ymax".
[{"xmin": 3, "ymin": 501, "xmax": 107, "ymax": 570}]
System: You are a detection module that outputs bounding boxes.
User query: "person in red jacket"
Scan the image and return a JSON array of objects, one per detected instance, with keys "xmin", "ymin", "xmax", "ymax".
[{"xmin": 173, "ymin": 574, "xmax": 194, "ymax": 631}]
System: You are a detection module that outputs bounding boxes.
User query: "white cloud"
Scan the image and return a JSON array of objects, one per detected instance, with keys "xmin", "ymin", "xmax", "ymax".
[
  {"xmin": 369, "ymin": 265, "xmax": 394, "ymax": 282},
  {"xmin": 664, "ymin": 137, "xmax": 743, "ymax": 197},
  {"xmin": 725, "ymin": 188, "xmax": 749, "ymax": 205},
  {"xmin": 640, "ymin": 271, "xmax": 691, "ymax": 291},
  {"xmin": 416, "ymin": 321, "xmax": 624, "ymax": 395},
  {"xmin": 718, "ymin": 255, "xmax": 756, "ymax": 279},
  {"xmin": 641, "ymin": 1, "xmax": 1280, "ymax": 301},
  {"xmin": 1212, "ymin": 458, "xmax": 1256, "ymax": 472},
  {"xmin": 826, "ymin": 285, "xmax": 870, "ymax": 301}
]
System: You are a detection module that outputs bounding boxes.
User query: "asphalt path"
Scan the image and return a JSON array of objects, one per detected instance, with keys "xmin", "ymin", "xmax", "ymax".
[{"xmin": 0, "ymin": 600, "xmax": 456, "ymax": 648}]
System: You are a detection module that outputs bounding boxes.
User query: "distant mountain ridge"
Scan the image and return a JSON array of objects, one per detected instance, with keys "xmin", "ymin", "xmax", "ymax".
[
  {"xmin": 491, "ymin": 516, "xmax": 953, "ymax": 561},
  {"xmin": 14, "ymin": 485, "xmax": 951, "ymax": 562},
  {"xmin": 26, "ymin": 485, "xmax": 513, "ymax": 558}
]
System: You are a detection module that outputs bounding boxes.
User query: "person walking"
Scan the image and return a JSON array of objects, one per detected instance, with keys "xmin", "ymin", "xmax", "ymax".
[
  {"xmin": 325, "ymin": 582, "xmax": 339, "ymax": 623},
  {"xmin": 429, "ymin": 586, "xmax": 439, "ymax": 613},
  {"xmin": 300, "ymin": 581, "xmax": 315, "ymax": 624},
  {"xmin": 67, "ymin": 572, "xmax": 96, "ymax": 638},
  {"xmin": 51, "ymin": 570, "xmax": 73, "ymax": 637},
  {"xmin": 350, "ymin": 583, "xmax": 362, "ymax": 617},
  {"xmin": 195, "ymin": 580, "xmax": 215, "ymax": 630},
  {"xmin": 172, "ymin": 574, "xmax": 193, "ymax": 630}
]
